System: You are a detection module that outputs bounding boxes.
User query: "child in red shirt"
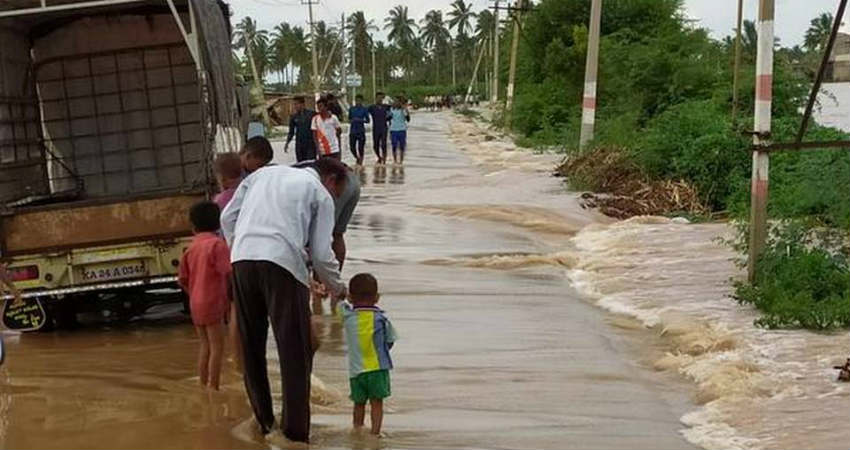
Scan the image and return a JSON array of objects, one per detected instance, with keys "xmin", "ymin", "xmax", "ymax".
[{"xmin": 178, "ymin": 201, "xmax": 231, "ymax": 390}]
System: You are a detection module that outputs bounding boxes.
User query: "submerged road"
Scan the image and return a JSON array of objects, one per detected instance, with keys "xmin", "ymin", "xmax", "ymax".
[{"xmin": 0, "ymin": 111, "xmax": 697, "ymax": 449}]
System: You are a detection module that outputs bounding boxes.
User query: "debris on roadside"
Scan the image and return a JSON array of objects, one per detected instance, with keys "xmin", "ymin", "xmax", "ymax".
[{"xmin": 556, "ymin": 146, "xmax": 709, "ymax": 219}]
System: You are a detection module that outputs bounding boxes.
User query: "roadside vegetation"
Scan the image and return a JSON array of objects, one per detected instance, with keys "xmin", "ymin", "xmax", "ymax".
[{"xmin": 500, "ymin": 0, "xmax": 849, "ymax": 330}]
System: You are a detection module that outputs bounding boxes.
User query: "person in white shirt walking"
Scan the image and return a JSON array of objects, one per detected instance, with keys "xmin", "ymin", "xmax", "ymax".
[
  {"xmin": 220, "ymin": 158, "xmax": 349, "ymax": 443},
  {"xmin": 311, "ymin": 97, "xmax": 342, "ymax": 160}
]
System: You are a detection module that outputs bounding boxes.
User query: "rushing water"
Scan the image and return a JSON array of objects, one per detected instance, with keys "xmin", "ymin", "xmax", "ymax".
[{"xmin": 0, "ymin": 108, "xmax": 846, "ymax": 450}]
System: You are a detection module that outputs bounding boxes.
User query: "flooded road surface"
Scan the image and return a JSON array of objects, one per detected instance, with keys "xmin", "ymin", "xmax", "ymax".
[{"xmin": 1, "ymin": 111, "xmax": 705, "ymax": 449}]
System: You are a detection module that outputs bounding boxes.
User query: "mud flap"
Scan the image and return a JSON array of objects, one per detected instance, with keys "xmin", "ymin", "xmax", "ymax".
[{"xmin": 2, "ymin": 296, "xmax": 46, "ymax": 332}]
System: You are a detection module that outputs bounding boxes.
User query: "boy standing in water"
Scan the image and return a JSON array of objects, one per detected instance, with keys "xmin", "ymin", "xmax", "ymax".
[
  {"xmin": 179, "ymin": 201, "xmax": 232, "ymax": 390},
  {"xmin": 388, "ymin": 100, "xmax": 410, "ymax": 165},
  {"xmin": 339, "ymin": 273, "xmax": 397, "ymax": 436}
]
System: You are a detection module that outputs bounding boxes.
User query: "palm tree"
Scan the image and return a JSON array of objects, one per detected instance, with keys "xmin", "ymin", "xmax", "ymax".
[
  {"xmin": 272, "ymin": 22, "xmax": 292, "ymax": 85},
  {"xmin": 804, "ymin": 12, "xmax": 834, "ymax": 53},
  {"xmin": 420, "ymin": 10, "xmax": 451, "ymax": 84},
  {"xmin": 233, "ymin": 17, "xmax": 263, "ymax": 86},
  {"xmin": 447, "ymin": 0, "xmax": 476, "ymax": 39},
  {"xmin": 385, "ymin": 5, "xmax": 417, "ymax": 47},
  {"xmin": 312, "ymin": 21, "xmax": 337, "ymax": 66},
  {"xmin": 475, "ymin": 9, "xmax": 495, "ymax": 42},
  {"xmin": 233, "ymin": 17, "xmax": 270, "ymax": 123},
  {"xmin": 289, "ymin": 26, "xmax": 310, "ymax": 88},
  {"xmin": 474, "ymin": 10, "xmax": 495, "ymax": 97},
  {"xmin": 346, "ymin": 11, "xmax": 379, "ymax": 91},
  {"xmin": 384, "ymin": 5, "xmax": 418, "ymax": 81}
]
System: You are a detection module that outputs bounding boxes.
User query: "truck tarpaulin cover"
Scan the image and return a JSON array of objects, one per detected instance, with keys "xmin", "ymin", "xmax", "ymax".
[{"xmin": 0, "ymin": 0, "xmax": 237, "ymax": 204}]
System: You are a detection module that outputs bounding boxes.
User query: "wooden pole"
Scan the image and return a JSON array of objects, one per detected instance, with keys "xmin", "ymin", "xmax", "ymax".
[
  {"xmin": 748, "ymin": 0, "xmax": 774, "ymax": 282},
  {"xmin": 579, "ymin": 0, "xmax": 602, "ymax": 148}
]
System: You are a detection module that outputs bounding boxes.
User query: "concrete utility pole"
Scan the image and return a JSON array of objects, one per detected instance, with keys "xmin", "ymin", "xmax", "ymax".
[
  {"xmin": 485, "ymin": 35, "xmax": 492, "ymax": 101},
  {"xmin": 748, "ymin": 0, "xmax": 775, "ymax": 282},
  {"xmin": 492, "ymin": 0, "xmax": 500, "ymax": 103},
  {"xmin": 305, "ymin": 0, "xmax": 320, "ymax": 99},
  {"xmin": 451, "ymin": 41, "xmax": 457, "ymax": 86},
  {"xmin": 341, "ymin": 13, "xmax": 347, "ymax": 101},
  {"xmin": 732, "ymin": 0, "xmax": 744, "ymax": 123},
  {"xmin": 465, "ymin": 40, "xmax": 487, "ymax": 103},
  {"xmin": 352, "ymin": 31, "xmax": 357, "ymax": 101},
  {"xmin": 504, "ymin": 0, "xmax": 523, "ymax": 127},
  {"xmin": 579, "ymin": 0, "xmax": 602, "ymax": 148}
]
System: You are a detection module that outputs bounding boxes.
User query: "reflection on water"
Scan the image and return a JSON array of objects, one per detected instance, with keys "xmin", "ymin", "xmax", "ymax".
[
  {"xmin": 371, "ymin": 165, "xmax": 387, "ymax": 184},
  {"xmin": 389, "ymin": 166, "xmax": 405, "ymax": 185}
]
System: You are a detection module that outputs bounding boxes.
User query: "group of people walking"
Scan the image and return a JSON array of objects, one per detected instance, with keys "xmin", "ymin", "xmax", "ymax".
[
  {"xmin": 178, "ymin": 133, "xmax": 396, "ymax": 443},
  {"xmin": 285, "ymin": 92, "xmax": 411, "ymax": 166}
]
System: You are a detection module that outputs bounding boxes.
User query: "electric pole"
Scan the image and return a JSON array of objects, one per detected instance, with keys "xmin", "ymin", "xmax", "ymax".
[
  {"xmin": 304, "ymin": 0, "xmax": 320, "ymax": 100},
  {"xmin": 747, "ymin": 0, "xmax": 775, "ymax": 282},
  {"xmin": 579, "ymin": 0, "xmax": 602, "ymax": 148},
  {"xmin": 341, "ymin": 13, "xmax": 347, "ymax": 102},
  {"xmin": 372, "ymin": 39, "xmax": 378, "ymax": 101},
  {"xmin": 732, "ymin": 0, "xmax": 744, "ymax": 123},
  {"xmin": 465, "ymin": 40, "xmax": 487, "ymax": 103},
  {"xmin": 451, "ymin": 40, "xmax": 457, "ymax": 87},
  {"xmin": 504, "ymin": 0, "xmax": 523, "ymax": 127},
  {"xmin": 352, "ymin": 31, "xmax": 357, "ymax": 101},
  {"xmin": 492, "ymin": 0, "xmax": 500, "ymax": 103}
]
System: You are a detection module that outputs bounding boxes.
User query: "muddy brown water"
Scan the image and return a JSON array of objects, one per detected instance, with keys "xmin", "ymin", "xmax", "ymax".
[{"xmin": 0, "ymin": 112, "xmax": 699, "ymax": 449}]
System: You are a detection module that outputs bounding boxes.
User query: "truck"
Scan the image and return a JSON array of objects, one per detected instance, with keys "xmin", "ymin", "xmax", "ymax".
[{"xmin": 0, "ymin": 0, "xmax": 244, "ymax": 330}]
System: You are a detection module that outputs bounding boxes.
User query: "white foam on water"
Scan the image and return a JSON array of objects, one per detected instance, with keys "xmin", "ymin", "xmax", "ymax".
[{"xmin": 566, "ymin": 218, "xmax": 850, "ymax": 450}]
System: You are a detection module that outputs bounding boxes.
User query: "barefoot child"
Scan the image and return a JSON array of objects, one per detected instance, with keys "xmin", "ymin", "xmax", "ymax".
[
  {"xmin": 179, "ymin": 201, "xmax": 231, "ymax": 390},
  {"xmin": 339, "ymin": 273, "xmax": 397, "ymax": 435}
]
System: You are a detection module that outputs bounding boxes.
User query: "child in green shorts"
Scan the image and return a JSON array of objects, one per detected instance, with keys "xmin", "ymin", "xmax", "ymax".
[{"xmin": 339, "ymin": 273, "xmax": 397, "ymax": 435}]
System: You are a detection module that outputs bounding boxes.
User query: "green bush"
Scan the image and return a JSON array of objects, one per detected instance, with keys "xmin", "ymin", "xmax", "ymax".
[
  {"xmin": 734, "ymin": 222, "xmax": 850, "ymax": 330},
  {"xmin": 634, "ymin": 100, "xmax": 750, "ymax": 210}
]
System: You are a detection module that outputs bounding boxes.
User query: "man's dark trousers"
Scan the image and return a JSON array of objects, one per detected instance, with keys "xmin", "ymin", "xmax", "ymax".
[{"xmin": 232, "ymin": 260, "xmax": 313, "ymax": 443}]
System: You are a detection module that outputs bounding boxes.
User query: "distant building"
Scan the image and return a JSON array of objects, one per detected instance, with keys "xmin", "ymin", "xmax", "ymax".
[{"xmin": 827, "ymin": 24, "xmax": 849, "ymax": 82}]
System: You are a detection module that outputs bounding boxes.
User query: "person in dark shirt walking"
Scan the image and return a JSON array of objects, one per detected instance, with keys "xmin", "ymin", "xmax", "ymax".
[
  {"xmin": 348, "ymin": 95, "xmax": 370, "ymax": 167},
  {"xmin": 326, "ymin": 93, "xmax": 345, "ymax": 121},
  {"xmin": 368, "ymin": 92, "xmax": 390, "ymax": 165},
  {"xmin": 285, "ymin": 96, "xmax": 317, "ymax": 162}
]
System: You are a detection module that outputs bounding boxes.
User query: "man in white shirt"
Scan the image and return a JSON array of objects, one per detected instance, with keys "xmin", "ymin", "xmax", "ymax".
[
  {"xmin": 311, "ymin": 97, "xmax": 342, "ymax": 159},
  {"xmin": 221, "ymin": 158, "xmax": 349, "ymax": 443}
]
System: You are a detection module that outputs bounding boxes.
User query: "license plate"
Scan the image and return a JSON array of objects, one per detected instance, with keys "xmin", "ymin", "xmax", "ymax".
[{"xmin": 80, "ymin": 260, "xmax": 147, "ymax": 282}]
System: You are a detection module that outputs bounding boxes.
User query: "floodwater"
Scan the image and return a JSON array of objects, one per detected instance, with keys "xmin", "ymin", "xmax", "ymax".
[
  {"xmin": 0, "ymin": 108, "xmax": 846, "ymax": 450},
  {"xmin": 0, "ymin": 112, "xmax": 697, "ymax": 449}
]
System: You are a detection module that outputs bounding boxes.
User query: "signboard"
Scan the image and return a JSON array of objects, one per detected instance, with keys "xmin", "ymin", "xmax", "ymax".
[
  {"xmin": 2, "ymin": 296, "xmax": 46, "ymax": 331},
  {"xmin": 346, "ymin": 74, "xmax": 362, "ymax": 87}
]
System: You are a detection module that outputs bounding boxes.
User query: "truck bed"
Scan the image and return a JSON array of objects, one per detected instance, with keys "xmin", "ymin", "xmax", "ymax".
[{"xmin": 2, "ymin": 193, "xmax": 201, "ymax": 255}]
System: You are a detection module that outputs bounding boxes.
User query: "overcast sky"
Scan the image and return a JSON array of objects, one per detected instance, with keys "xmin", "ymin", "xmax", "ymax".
[{"xmin": 228, "ymin": 0, "xmax": 846, "ymax": 47}]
